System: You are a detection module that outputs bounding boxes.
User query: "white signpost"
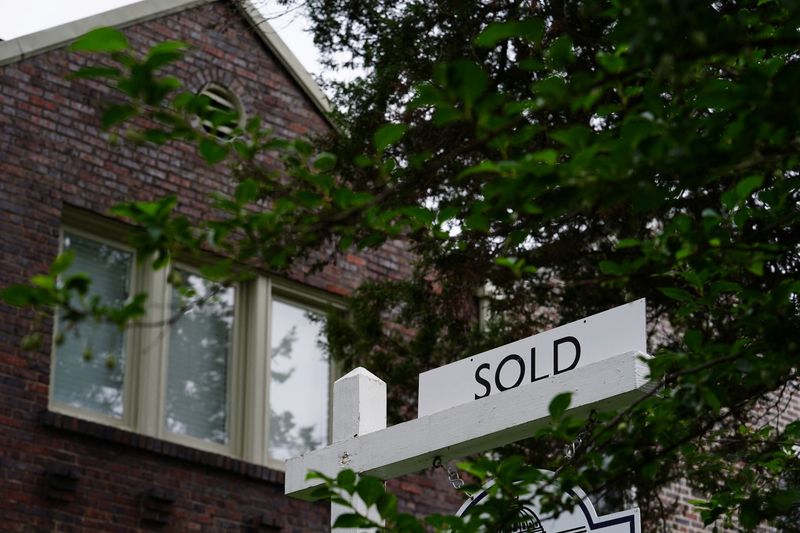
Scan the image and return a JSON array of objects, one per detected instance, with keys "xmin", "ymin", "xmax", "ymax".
[{"xmin": 286, "ymin": 300, "xmax": 650, "ymax": 531}]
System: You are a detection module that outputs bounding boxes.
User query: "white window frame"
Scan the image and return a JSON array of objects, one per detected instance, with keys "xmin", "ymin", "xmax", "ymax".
[{"xmin": 49, "ymin": 219, "xmax": 342, "ymax": 468}]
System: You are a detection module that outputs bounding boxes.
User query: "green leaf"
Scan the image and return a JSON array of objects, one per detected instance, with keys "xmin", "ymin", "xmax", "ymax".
[
  {"xmin": 336, "ymin": 469, "xmax": 357, "ymax": 491},
  {"xmin": 234, "ymin": 179, "xmax": 259, "ymax": 205},
  {"xmin": 50, "ymin": 250, "xmax": 75, "ymax": 274},
  {"xmin": 596, "ymin": 51, "xmax": 626, "ymax": 73},
  {"xmin": 437, "ymin": 206, "xmax": 459, "ymax": 223},
  {"xmin": 173, "ymin": 91, "xmax": 197, "ymax": 110},
  {"xmin": 31, "ymin": 275, "xmax": 55, "ymax": 291},
  {"xmin": 735, "ymin": 175, "xmax": 763, "ymax": 199},
  {"xmin": 550, "ymin": 125, "xmax": 591, "ymax": 149},
  {"xmin": 355, "ymin": 476, "xmax": 385, "ymax": 506},
  {"xmin": 546, "ymin": 35, "xmax": 573, "ymax": 68},
  {"xmin": 147, "ymin": 40, "xmax": 189, "ymax": 56},
  {"xmin": 199, "ymin": 260, "xmax": 232, "ymax": 281},
  {"xmin": 373, "ymin": 123, "xmax": 408, "ymax": 151},
  {"xmin": 710, "ymin": 280, "xmax": 741, "ymax": 295},
  {"xmin": 459, "ymin": 160, "xmax": 502, "ymax": 178},
  {"xmin": 376, "ymin": 491, "xmax": 397, "ymax": 517},
  {"xmin": 70, "ymin": 27, "xmax": 129, "ymax": 53},
  {"xmin": 659, "ymin": 287, "xmax": 693, "ymax": 302},
  {"xmin": 464, "ymin": 212, "xmax": 489, "ymax": 232},
  {"xmin": 141, "ymin": 129, "xmax": 171, "ymax": 145},
  {"xmin": 198, "ymin": 138, "xmax": 229, "ymax": 165},
  {"xmin": 444, "ymin": 60, "xmax": 487, "ymax": 107},
  {"xmin": 532, "ymin": 77, "xmax": 567, "ymax": 105},
  {"xmin": 684, "ymin": 329, "xmax": 702, "ymax": 351},
  {"xmin": 525, "ymin": 149, "xmax": 558, "ymax": 166},
  {"xmin": 548, "ymin": 392, "xmax": 572, "ymax": 419},
  {"xmin": 616, "ymin": 238, "xmax": 640, "ymax": 249},
  {"xmin": 599, "ymin": 260, "xmax": 623, "ymax": 275},
  {"xmin": 295, "ymin": 190, "xmax": 323, "ymax": 208},
  {"xmin": 747, "ymin": 260, "xmax": 764, "ymax": 276},
  {"xmin": 21, "ymin": 332, "xmax": 43, "ymax": 350},
  {"xmin": 0, "ymin": 285, "xmax": 38, "ymax": 306},
  {"xmin": 702, "ymin": 388, "xmax": 721, "ymax": 413},
  {"xmin": 101, "ymin": 104, "xmax": 137, "ymax": 129},
  {"xmin": 145, "ymin": 50, "xmax": 185, "ymax": 70},
  {"xmin": 312, "ymin": 152, "xmax": 337, "ymax": 171},
  {"xmin": 64, "ymin": 274, "xmax": 91, "ymax": 295},
  {"xmin": 332, "ymin": 514, "xmax": 370, "ymax": 528},
  {"xmin": 401, "ymin": 206, "xmax": 434, "ymax": 226},
  {"xmin": 475, "ymin": 19, "xmax": 545, "ymax": 47}
]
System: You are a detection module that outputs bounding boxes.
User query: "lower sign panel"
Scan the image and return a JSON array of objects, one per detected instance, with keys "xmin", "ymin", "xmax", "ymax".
[{"xmin": 455, "ymin": 474, "xmax": 641, "ymax": 533}]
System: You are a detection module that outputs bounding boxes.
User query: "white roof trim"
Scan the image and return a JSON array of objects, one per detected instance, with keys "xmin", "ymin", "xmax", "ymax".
[
  {"xmin": 0, "ymin": 0, "xmax": 212, "ymax": 66},
  {"xmin": 0, "ymin": 0, "xmax": 330, "ymax": 116}
]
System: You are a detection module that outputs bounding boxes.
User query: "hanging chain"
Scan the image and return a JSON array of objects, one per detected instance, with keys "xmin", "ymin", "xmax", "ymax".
[
  {"xmin": 433, "ymin": 412, "xmax": 599, "ymax": 494},
  {"xmin": 563, "ymin": 433, "xmax": 584, "ymax": 462},
  {"xmin": 562, "ymin": 409, "xmax": 598, "ymax": 463},
  {"xmin": 433, "ymin": 456, "xmax": 470, "ymax": 495}
]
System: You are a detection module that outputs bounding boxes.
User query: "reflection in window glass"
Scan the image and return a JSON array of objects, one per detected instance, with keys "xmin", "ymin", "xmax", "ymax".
[
  {"xmin": 53, "ymin": 233, "xmax": 131, "ymax": 418},
  {"xmin": 165, "ymin": 272, "xmax": 234, "ymax": 445},
  {"xmin": 268, "ymin": 299, "xmax": 329, "ymax": 461}
]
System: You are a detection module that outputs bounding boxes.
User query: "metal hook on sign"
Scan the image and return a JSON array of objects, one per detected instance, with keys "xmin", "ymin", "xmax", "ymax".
[
  {"xmin": 447, "ymin": 465, "xmax": 465, "ymax": 490},
  {"xmin": 433, "ymin": 455, "xmax": 469, "ymax": 494},
  {"xmin": 563, "ymin": 435, "xmax": 583, "ymax": 461}
]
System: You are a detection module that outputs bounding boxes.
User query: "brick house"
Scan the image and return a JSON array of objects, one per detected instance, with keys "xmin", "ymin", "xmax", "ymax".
[
  {"xmin": 0, "ymin": 1, "xmax": 462, "ymax": 530},
  {"xmin": 1, "ymin": 2, "xmax": 797, "ymax": 533}
]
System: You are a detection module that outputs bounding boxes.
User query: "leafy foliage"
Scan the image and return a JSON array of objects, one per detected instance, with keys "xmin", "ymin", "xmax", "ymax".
[
  {"xmin": 2, "ymin": 0, "xmax": 800, "ymax": 529},
  {"xmin": 299, "ymin": 0, "xmax": 800, "ymax": 528}
]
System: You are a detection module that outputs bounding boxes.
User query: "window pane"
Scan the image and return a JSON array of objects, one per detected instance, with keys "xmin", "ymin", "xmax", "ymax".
[
  {"xmin": 165, "ymin": 272, "xmax": 234, "ymax": 445},
  {"xmin": 268, "ymin": 299, "xmax": 329, "ymax": 461},
  {"xmin": 53, "ymin": 232, "xmax": 131, "ymax": 418}
]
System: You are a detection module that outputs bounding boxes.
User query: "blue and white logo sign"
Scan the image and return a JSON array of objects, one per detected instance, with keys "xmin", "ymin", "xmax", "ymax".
[{"xmin": 455, "ymin": 475, "xmax": 641, "ymax": 533}]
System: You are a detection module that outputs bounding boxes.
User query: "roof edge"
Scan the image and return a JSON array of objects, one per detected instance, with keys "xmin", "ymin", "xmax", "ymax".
[
  {"xmin": 0, "ymin": 0, "xmax": 213, "ymax": 66},
  {"xmin": 0, "ymin": 0, "xmax": 331, "ymax": 117},
  {"xmin": 237, "ymin": 0, "xmax": 331, "ymax": 115}
]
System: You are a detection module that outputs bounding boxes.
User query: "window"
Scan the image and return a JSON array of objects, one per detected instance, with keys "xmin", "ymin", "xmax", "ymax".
[
  {"xmin": 268, "ymin": 299, "xmax": 330, "ymax": 462},
  {"xmin": 50, "ymin": 227, "xmax": 337, "ymax": 466},
  {"xmin": 164, "ymin": 271, "xmax": 235, "ymax": 446},
  {"xmin": 52, "ymin": 231, "xmax": 134, "ymax": 421},
  {"xmin": 196, "ymin": 82, "xmax": 246, "ymax": 140}
]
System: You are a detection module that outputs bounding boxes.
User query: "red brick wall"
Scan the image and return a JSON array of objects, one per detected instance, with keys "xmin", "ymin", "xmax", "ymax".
[{"xmin": 0, "ymin": 1, "xmax": 455, "ymax": 531}]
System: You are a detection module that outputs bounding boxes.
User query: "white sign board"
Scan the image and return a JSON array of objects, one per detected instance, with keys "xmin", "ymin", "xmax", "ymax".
[
  {"xmin": 418, "ymin": 299, "xmax": 646, "ymax": 416},
  {"xmin": 456, "ymin": 475, "xmax": 641, "ymax": 533}
]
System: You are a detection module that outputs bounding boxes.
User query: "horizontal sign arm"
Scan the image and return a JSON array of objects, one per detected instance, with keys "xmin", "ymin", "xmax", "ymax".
[{"xmin": 285, "ymin": 351, "xmax": 654, "ymax": 500}]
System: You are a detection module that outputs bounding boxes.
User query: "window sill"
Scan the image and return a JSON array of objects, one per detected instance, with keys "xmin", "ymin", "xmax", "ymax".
[{"xmin": 41, "ymin": 410, "xmax": 285, "ymax": 485}]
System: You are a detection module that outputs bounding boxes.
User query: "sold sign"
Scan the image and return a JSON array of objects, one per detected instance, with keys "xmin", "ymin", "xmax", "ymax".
[{"xmin": 417, "ymin": 299, "xmax": 647, "ymax": 417}]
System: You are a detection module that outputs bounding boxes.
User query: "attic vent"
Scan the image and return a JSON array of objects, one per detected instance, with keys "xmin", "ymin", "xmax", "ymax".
[{"xmin": 196, "ymin": 82, "xmax": 245, "ymax": 140}]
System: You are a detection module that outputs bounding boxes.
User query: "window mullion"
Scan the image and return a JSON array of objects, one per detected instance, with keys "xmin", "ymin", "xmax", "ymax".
[
  {"xmin": 133, "ymin": 262, "xmax": 170, "ymax": 438},
  {"xmin": 241, "ymin": 276, "xmax": 270, "ymax": 464}
]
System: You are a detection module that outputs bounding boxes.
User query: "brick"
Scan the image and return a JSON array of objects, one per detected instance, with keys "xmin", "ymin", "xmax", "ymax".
[{"xmin": 0, "ymin": 2, "xmax": 346, "ymax": 531}]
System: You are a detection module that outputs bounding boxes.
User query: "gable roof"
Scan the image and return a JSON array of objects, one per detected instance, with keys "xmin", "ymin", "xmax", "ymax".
[{"xmin": 0, "ymin": 0, "xmax": 330, "ymax": 116}]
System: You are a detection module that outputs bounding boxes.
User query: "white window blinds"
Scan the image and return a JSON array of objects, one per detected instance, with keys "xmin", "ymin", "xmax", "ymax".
[
  {"xmin": 52, "ymin": 232, "xmax": 132, "ymax": 418},
  {"xmin": 164, "ymin": 272, "xmax": 234, "ymax": 445}
]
